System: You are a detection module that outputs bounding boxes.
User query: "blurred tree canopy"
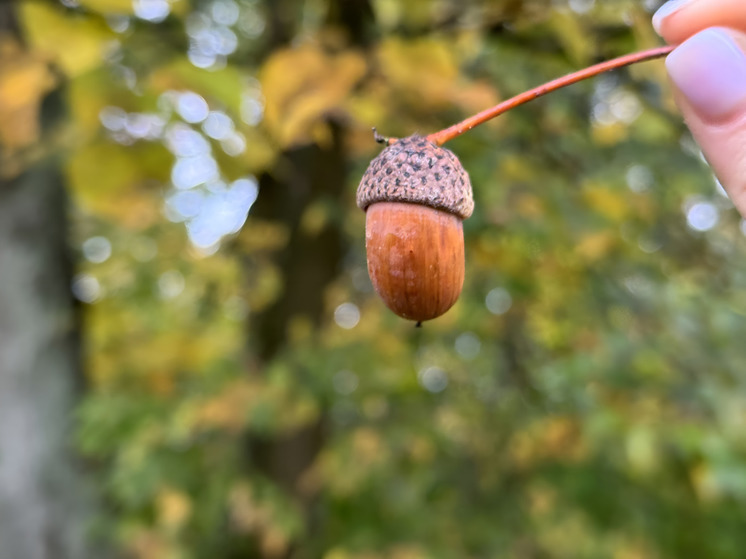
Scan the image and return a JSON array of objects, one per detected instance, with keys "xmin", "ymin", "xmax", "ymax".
[{"xmin": 3, "ymin": 0, "xmax": 746, "ymax": 557}]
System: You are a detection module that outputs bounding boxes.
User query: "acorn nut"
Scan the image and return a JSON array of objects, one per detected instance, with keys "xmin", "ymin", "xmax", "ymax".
[
  {"xmin": 357, "ymin": 135, "xmax": 473, "ymax": 323},
  {"xmin": 354, "ymin": 47, "xmax": 673, "ymax": 322}
]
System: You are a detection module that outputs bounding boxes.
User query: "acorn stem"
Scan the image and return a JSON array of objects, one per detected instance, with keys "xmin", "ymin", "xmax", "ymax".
[
  {"xmin": 372, "ymin": 127, "xmax": 391, "ymax": 145},
  {"xmin": 426, "ymin": 45, "xmax": 674, "ymax": 146}
]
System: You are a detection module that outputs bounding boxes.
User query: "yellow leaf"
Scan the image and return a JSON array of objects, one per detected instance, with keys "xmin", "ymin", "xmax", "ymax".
[
  {"xmin": 374, "ymin": 0, "xmax": 433, "ymax": 30},
  {"xmin": 450, "ymin": 80, "xmax": 501, "ymax": 126},
  {"xmin": 575, "ymin": 231, "xmax": 617, "ymax": 262},
  {"xmin": 582, "ymin": 183, "xmax": 630, "ymax": 223},
  {"xmin": 323, "ymin": 549, "xmax": 352, "ymax": 559},
  {"xmin": 127, "ymin": 527, "xmax": 171, "ymax": 559},
  {"xmin": 78, "ymin": 0, "xmax": 134, "ymax": 14},
  {"xmin": 527, "ymin": 483, "xmax": 557, "ymax": 517},
  {"xmin": 499, "ymin": 154, "xmax": 539, "ymax": 183},
  {"xmin": 240, "ymin": 127, "xmax": 278, "ymax": 172},
  {"xmin": 352, "ymin": 427, "xmax": 384, "ymax": 466},
  {"xmin": 77, "ymin": 0, "xmax": 187, "ymax": 16},
  {"xmin": 690, "ymin": 463, "xmax": 721, "ymax": 503},
  {"xmin": 244, "ymin": 263, "xmax": 283, "ymax": 312},
  {"xmin": 157, "ymin": 488, "xmax": 192, "ymax": 532},
  {"xmin": 377, "ymin": 37, "xmax": 458, "ymax": 108},
  {"xmin": 299, "ymin": 200, "xmax": 331, "ymax": 237},
  {"xmin": 67, "ymin": 67, "xmax": 118, "ymax": 140},
  {"xmin": 261, "ymin": 528, "xmax": 290, "ymax": 558},
  {"xmin": 66, "ymin": 142, "xmax": 160, "ymax": 227},
  {"xmin": 19, "ymin": 2, "xmax": 112, "ymax": 77},
  {"xmin": 626, "ymin": 427, "xmax": 660, "ymax": 476},
  {"xmin": 0, "ymin": 38, "xmax": 57, "ymax": 151},
  {"xmin": 547, "ymin": 10, "xmax": 594, "ymax": 67},
  {"xmin": 68, "ymin": 142, "xmax": 138, "ymax": 198},
  {"xmin": 509, "ymin": 416, "xmax": 586, "ymax": 468},
  {"xmin": 238, "ymin": 220, "xmax": 289, "ymax": 252},
  {"xmin": 148, "ymin": 58, "xmax": 243, "ymax": 113},
  {"xmin": 515, "ymin": 193, "xmax": 545, "ymax": 219},
  {"xmin": 390, "ymin": 544, "xmax": 428, "ymax": 559},
  {"xmin": 194, "ymin": 379, "xmax": 259, "ymax": 433},
  {"xmin": 260, "ymin": 44, "xmax": 366, "ymax": 147},
  {"xmin": 591, "ymin": 121, "xmax": 629, "ymax": 145}
]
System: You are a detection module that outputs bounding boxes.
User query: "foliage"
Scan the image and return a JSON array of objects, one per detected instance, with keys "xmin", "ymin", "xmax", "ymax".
[{"xmin": 7, "ymin": 0, "xmax": 746, "ymax": 557}]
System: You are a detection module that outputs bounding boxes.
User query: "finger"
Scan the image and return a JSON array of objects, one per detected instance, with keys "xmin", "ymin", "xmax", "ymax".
[
  {"xmin": 653, "ymin": 0, "xmax": 746, "ymax": 44},
  {"xmin": 665, "ymin": 28, "xmax": 746, "ymax": 214}
]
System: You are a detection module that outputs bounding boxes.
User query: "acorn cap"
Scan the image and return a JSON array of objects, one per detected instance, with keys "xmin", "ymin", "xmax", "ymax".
[{"xmin": 356, "ymin": 135, "xmax": 474, "ymax": 220}]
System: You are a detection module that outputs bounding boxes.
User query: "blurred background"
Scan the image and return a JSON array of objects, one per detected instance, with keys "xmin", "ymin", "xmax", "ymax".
[{"xmin": 2, "ymin": 0, "xmax": 746, "ymax": 557}]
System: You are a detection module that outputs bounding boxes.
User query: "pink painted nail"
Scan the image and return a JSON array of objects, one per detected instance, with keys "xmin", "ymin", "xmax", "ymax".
[
  {"xmin": 666, "ymin": 28, "xmax": 746, "ymax": 122},
  {"xmin": 652, "ymin": 0, "xmax": 696, "ymax": 35}
]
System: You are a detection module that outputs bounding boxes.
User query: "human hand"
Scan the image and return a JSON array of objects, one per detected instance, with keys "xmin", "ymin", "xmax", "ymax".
[{"xmin": 653, "ymin": 0, "xmax": 746, "ymax": 216}]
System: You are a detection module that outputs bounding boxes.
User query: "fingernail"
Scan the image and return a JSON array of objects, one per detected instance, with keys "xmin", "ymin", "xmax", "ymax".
[
  {"xmin": 652, "ymin": 0, "xmax": 695, "ymax": 35},
  {"xmin": 666, "ymin": 28, "xmax": 746, "ymax": 122}
]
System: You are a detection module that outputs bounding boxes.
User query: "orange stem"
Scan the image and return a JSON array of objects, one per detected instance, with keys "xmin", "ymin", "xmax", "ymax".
[{"xmin": 426, "ymin": 45, "xmax": 674, "ymax": 146}]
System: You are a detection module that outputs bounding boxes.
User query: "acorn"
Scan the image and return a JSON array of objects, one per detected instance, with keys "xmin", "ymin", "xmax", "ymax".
[
  {"xmin": 357, "ymin": 135, "xmax": 473, "ymax": 323},
  {"xmin": 355, "ymin": 45, "xmax": 673, "ymax": 323}
]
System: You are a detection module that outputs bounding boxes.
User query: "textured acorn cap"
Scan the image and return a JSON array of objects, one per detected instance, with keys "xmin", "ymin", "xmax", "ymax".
[{"xmin": 356, "ymin": 135, "xmax": 474, "ymax": 220}]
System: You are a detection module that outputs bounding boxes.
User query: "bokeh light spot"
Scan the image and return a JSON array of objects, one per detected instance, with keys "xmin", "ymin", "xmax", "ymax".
[
  {"xmin": 130, "ymin": 237, "xmax": 158, "ymax": 262},
  {"xmin": 569, "ymin": 0, "xmax": 594, "ymax": 14},
  {"xmin": 165, "ymin": 123, "xmax": 210, "ymax": 158},
  {"xmin": 211, "ymin": 0, "xmax": 240, "ymax": 25},
  {"xmin": 418, "ymin": 367, "xmax": 448, "ymax": 393},
  {"xmin": 334, "ymin": 303, "xmax": 360, "ymax": 329},
  {"xmin": 237, "ymin": 10, "xmax": 265, "ymax": 37},
  {"xmin": 177, "ymin": 92, "xmax": 209, "ymax": 124},
  {"xmin": 609, "ymin": 90, "xmax": 642, "ymax": 124},
  {"xmin": 106, "ymin": 15, "xmax": 130, "ymax": 33},
  {"xmin": 182, "ymin": 177, "xmax": 258, "ymax": 248},
  {"xmin": 241, "ymin": 96, "xmax": 264, "ymax": 126},
  {"xmin": 72, "ymin": 274, "xmax": 102, "ymax": 303},
  {"xmin": 99, "ymin": 106, "xmax": 127, "ymax": 131},
  {"xmin": 158, "ymin": 270, "xmax": 185, "ymax": 299},
  {"xmin": 82, "ymin": 236, "xmax": 112, "ymax": 264},
  {"xmin": 133, "ymin": 0, "xmax": 170, "ymax": 22},
  {"xmin": 685, "ymin": 200, "xmax": 719, "ymax": 232},
  {"xmin": 171, "ymin": 155, "xmax": 219, "ymax": 189},
  {"xmin": 333, "ymin": 370, "xmax": 359, "ymax": 395},
  {"xmin": 455, "ymin": 332, "xmax": 481, "ymax": 360},
  {"xmin": 486, "ymin": 287, "xmax": 512, "ymax": 315},
  {"xmin": 221, "ymin": 132, "xmax": 246, "ymax": 156},
  {"xmin": 626, "ymin": 165, "xmax": 653, "ymax": 193},
  {"xmin": 166, "ymin": 190, "xmax": 205, "ymax": 221},
  {"xmin": 203, "ymin": 111, "xmax": 234, "ymax": 140},
  {"xmin": 223, "ymin": 295, "xmax": 249, "ymax": 322}
]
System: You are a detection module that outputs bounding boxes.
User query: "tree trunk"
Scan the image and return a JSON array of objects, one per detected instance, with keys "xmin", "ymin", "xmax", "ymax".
[
  {"xmin": 243, "ymin": 2, "xmax": 375, "ymax": 555},
  {"xmin": 0, "ymin": 5, "xmax": 102, "ymax": 558},
  {"xmin": 0, "ymin": 163, "xmax": 98, "ymax": 559}
]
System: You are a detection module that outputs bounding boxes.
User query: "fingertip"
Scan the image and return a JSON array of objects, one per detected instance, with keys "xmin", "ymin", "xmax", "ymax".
[
  {"xmin": 651, "ymin": 0, "xmax": 746, "ymax": 45},
  {"xmin": 652, "ymin": 0, "xmax": 694, "ymax": 38},
  {"xmin": 666, "ymin": 28, "xmax": 746, "ymax": 124}
]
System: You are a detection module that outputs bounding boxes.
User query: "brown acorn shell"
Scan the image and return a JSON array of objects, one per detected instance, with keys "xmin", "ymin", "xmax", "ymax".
[
  {"xmin": 357, "ymin": 135, "xmax": 474, "ymax": 220},
  {"xmin": 365, "ymin": 202, "xmax": 464, "ymax": 322}
]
